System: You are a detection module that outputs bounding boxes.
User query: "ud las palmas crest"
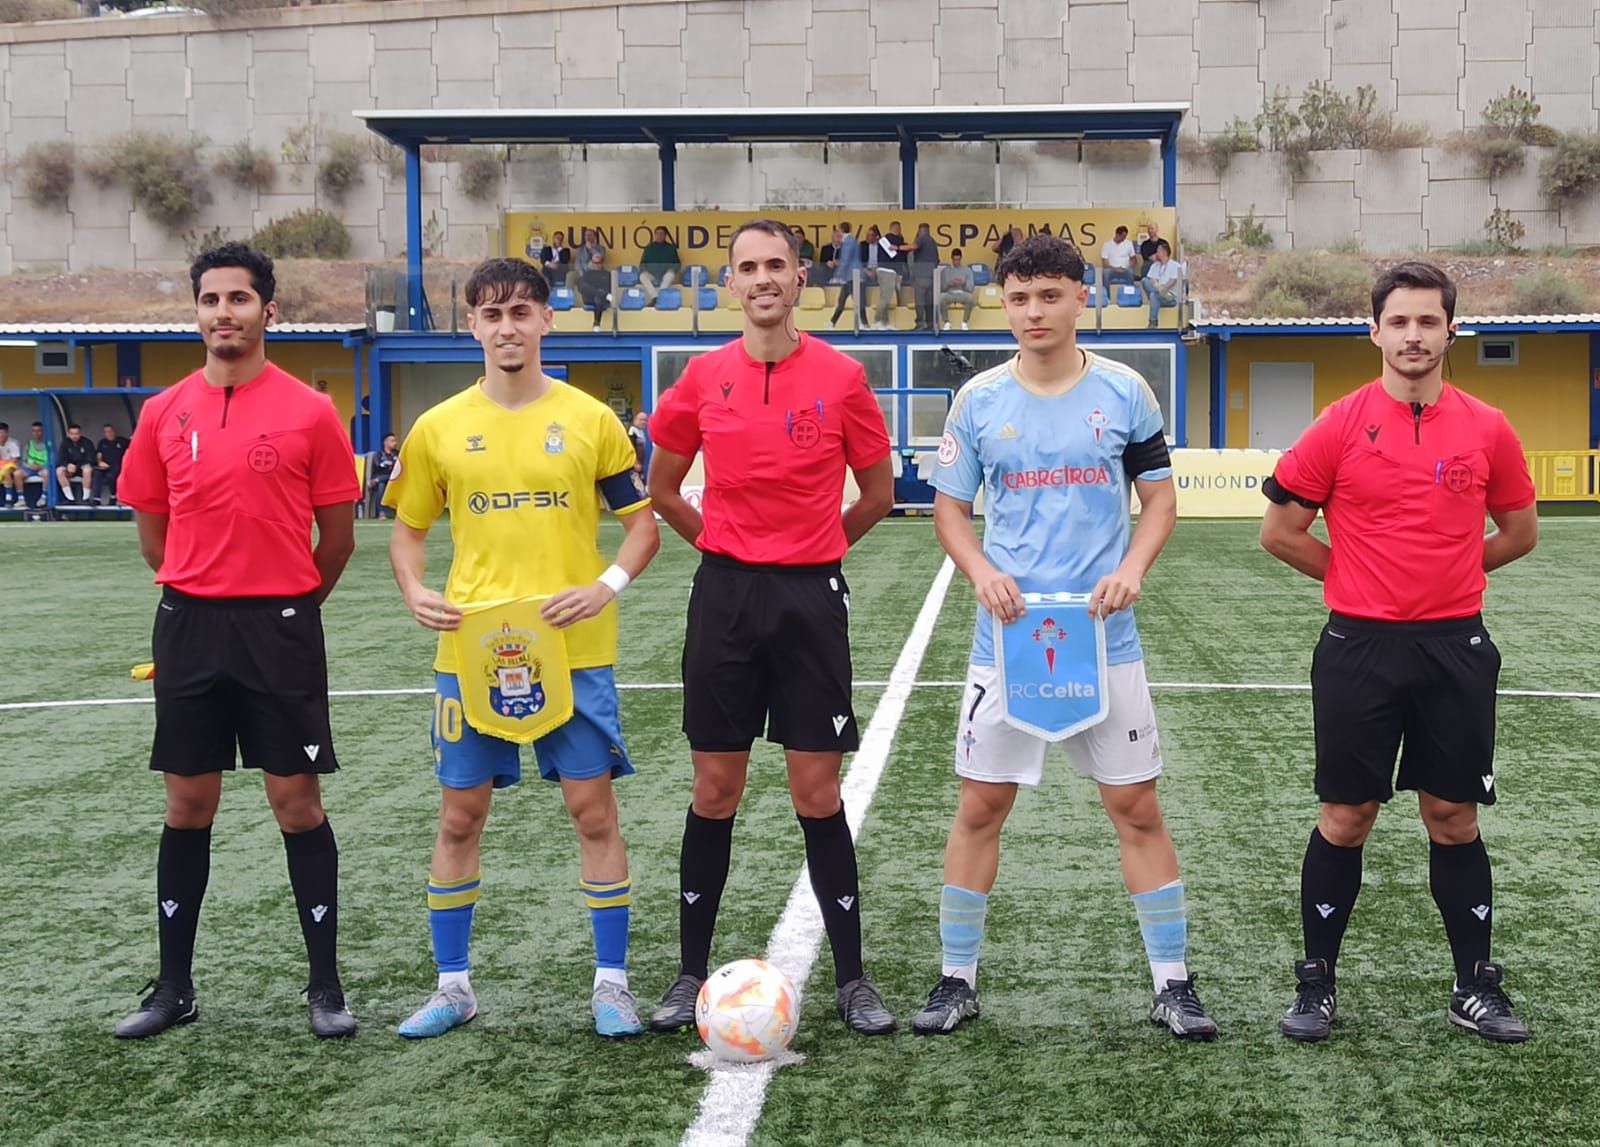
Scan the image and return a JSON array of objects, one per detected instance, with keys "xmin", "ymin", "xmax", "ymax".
[
  {"xmin": 450, "ymin": 597, "xmax": 575, "ymax": 744},
  {"xmin": 993, "ymin": 592, "xmax": 1110, "ymax": 742}
]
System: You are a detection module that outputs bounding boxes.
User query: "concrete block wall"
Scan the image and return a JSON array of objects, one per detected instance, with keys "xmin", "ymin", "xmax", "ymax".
[{"xmin": 1, "ymin": 0, "xmax": 1597, "ymax": 271}]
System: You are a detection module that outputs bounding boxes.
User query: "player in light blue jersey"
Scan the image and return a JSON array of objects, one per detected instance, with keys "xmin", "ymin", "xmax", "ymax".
[{"xmin": 910, "ymin": 235, "xmax": 1217, "ymax": 1041}]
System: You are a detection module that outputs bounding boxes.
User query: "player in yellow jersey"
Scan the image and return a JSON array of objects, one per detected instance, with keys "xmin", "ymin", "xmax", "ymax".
[{"xmin": 383, "ymin": 258, "xmax": 660, "ymax": 1038}]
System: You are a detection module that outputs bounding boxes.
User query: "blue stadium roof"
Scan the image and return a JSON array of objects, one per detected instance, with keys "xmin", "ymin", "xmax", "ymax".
[{"xmin": 355, "ymin": 103, "xmax": 1189, "ymax": 147}]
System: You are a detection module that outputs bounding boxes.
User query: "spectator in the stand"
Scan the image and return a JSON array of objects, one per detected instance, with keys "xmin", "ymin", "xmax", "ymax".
[
  {"xmin": 872, "ymin": 222, "xmax": 908, "ymax": 330},
  {"xmin": 1138, "ymin": 222, "xmax": 1162, "ymax": 279},
  {"xmin": 1141, "ymin": 240, "xmax": 1184, "ymax": 328},
  {"xmin": 20, "ymin": 421, "xmax": 49, "ymax": 507},
  {"xmin": 939, "ymin": 248, "xmax": 977, "ymax": 331},
  {"xmin": 816, "ymin": 227, "xmax": 843, "ymax": 287},
  {"xmin": 910, "ymin": 223, "xmax": 940, "ymax": 332},
  {"xmin": 992, "ymin": 225, "xmax": 1024, "ymax": 261},
  {"xmin": 93, "ymin": 422, "xmax": 128, "ymax": 506},
  {"xmin": 579, "ymin": 251, "xmax": 613, "ymax": 332},
  {"xmin": 366, "ymin": 432, "xmax": 399, "ymax": 519},
  {"xmin": 639, "ymin": 226, "xmax": 682, "ymax": 303},
  {"xmin": 573, "ymin": 227, "xmax": 607, "ymax": 293},
  {"xmin": 828, "ymin": 223, "xmax": 866, "ymax": 329},
  {"xmin": 542, "ymin": 231, "xmax": 573, "ymax": 291},
  {"xmin": 55, "ymin": 422, "xmax": 96, "ymax": 502},
  {"xmin": 792, "ymin": 226, "xmax": 816, "ymax": 268},
  {"xmin": 0, "ymin": 423, "xmax": 21, "ymax": 508},
  {"xmin": 1101, "ymin": 225, "xmax": 1138, "ymax": 288},
  {"xmin": 628, "ymin": 412, "xmax": 649, "ymax": 471}
]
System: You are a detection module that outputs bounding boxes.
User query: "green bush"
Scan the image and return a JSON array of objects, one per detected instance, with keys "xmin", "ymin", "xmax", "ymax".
[
  {"xmin": 213, "ymin": 141, "xmax": 275, "ymax": 193},
  {"xmin": 84, "ymin": 133, "xmax": 210, "ymax": 233},
  {"xmin": 1482, "ymin": 87, "xmax": 1541, "ymax": 142},
  {"xmin": 1446, "ymin": 132, "xmax": 1525, "ymax": 179},
  {"xmin": 15, "ymin": 141, "xmax": 75, "ymax": 209},
  {"xmin": 456, "ymin": 147, "xmax": 505, "ymax": 202},
  {"xmin": 1215, "ymin": 207, "xmax": 1274, "ymax": 252},
  {"xmin": 250, "ymin": 208, "xmax": 351, "ymax": 258},
  {"xmin": 1509, "ymin": 268, "xmax": 1593, "ymax": 315},
  {"xmin": 1249, "ymin": 251, "xmax": 1371, "ymax": 318},
  {"xmin": 316, "ymin": 134, "xmax": 366, "ymax": 204},
  {"xmin": 1196, "ymin": 118, "xmax": 1259, "ymax": 176},
  {"xmin": 1483, "ymin": 207, "xmax": 1526, "ymax": 254},
  {"xmin": 1539, "ymin": 132, "xmax": 1600, "ymax": 204}
]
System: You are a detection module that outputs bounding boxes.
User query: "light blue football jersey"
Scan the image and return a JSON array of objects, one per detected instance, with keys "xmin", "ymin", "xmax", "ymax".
[{"xmin": 932, "ymin": 352, "xmax": 1173, "ymax": 667}]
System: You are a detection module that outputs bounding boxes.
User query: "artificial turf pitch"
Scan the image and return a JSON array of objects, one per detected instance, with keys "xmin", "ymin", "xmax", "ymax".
[{"xmin": 2, "ymin": 518, "xmax": 1597, "ymax": 1145}]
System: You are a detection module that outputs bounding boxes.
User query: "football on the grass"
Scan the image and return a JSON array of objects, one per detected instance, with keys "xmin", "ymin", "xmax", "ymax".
[{"xmin": 695, "ymin": 958, "xmax": 800, "ymax": 1063}]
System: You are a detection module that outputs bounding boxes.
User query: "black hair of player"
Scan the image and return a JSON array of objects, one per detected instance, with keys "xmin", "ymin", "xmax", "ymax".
[
  {"xmin": 997, "ymin": 234, "xmax": 1086, "ymax": 286},
  {"xmin": 465, "ymin": 257, "xmax": 552, "ymax": 309},
  {"xmin": 190, "ymin": 242, "xmax": 276, "ymax": 305},
  {"xmin": 1373, "ymin": 260, "xmax": 1456, "ymax": 324},
  {"xmin": 728, "ymin": 218, "xmax": 801, "ymax": 263}
]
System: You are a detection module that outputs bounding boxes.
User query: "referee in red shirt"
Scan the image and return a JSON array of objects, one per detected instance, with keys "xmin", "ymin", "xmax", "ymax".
[
  {"xmin": 645, "ymin": 219, "xmax": 897, "ymax": 1035},
  {"xmin": 1261, "ymin": 261, "xmax": 1538, "ymax": 1044},
  {"xmin": 113, "ymin": 243, "xmax": 360, "ymax": 1041}
]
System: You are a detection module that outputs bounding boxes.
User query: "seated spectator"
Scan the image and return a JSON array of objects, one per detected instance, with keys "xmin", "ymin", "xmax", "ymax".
[
  {"xmin": 55, "ymin": 422, "xmax": 96, "ymax": 502},
  {"xmin": 366, "ymin": 432, "xmax": 399, "ymax": 519},
  {"xmin": 573, "ymin": 227, "xmax": 607, "ymax": 292},
  {"xmin": 0, "ymin": 422, "xmax": 21, "ymax": 508},
  {"xmin": 20, "ymin": 421, "xmax": 49, "ymax": 507},
  {"xmin": 541, "ymin": 231, "xmax": 573, "ymax": 289},
  {"xmin": 1137, "ymin": 222, "xmax": 1162, "ymax": 279},
  {"xmin": 792, "ymin": 226, "xmax": 816, "ymax": 267},
  {"xmin": 940, "ymin": 248, "xmax": 977, "ymax": 330},
  {"xmin": 92, "ymin": 422, "xmax": 128, "ymax": 506},
  {"xmin": 579, "ymin": 253, "xmax": 612, "ymax": 331},
  {"xmin": 1141, "ymin": 241, "xmax": 1185, "ymax": 327},
  {"xmin": 639, "ymin": 226, "xmax": 681, "ymax": 302},
  {"xmin": 1101, "ymin": 226, "xmax": 1137, "ymax": 287},
  {"xmin": 816, "ymin": 227, "xmax": 844, "ymax": 287}
]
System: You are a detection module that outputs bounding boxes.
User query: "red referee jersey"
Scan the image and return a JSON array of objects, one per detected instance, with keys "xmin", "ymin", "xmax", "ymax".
[
  {"xmin": 119, "ymin": 362, "xmax": 359, "ymax": 597},
  {"xmin": 650, "ymin": 333, "xmax": 891, "ymax": 565},
  {"xmin": 1271, "ymin": 380, "xmax": 1535, "ymax": 621}
]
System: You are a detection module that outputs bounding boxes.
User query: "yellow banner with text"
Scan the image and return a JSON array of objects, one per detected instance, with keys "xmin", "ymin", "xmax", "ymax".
[
  {"xmin": 505, "ymin": 208, "xmax": 1178, "ymax": 269},
  {"xmin": 1128, "ymin": 450, "xmax": 1283, "ymax": 518}
]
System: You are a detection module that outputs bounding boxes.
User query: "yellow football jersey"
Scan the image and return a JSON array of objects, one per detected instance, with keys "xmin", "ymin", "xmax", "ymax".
[{"xmin": 385, "ymin": 379, "xmax": 649, "ymax": 673}]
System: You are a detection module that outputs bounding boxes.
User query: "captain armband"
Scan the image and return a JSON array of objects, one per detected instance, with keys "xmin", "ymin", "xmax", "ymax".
[
  {"xmin": 1121, "ymin": 432, "xmax": 1172, "ymax": 480},
  {"xmin": 1262, "ymin": 475, "xmax": 1324, "ymax": 510}
]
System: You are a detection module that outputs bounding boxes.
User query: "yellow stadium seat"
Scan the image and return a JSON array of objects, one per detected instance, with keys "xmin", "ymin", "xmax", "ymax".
[
  {"xmin": 719, "ymin": 287, "xmax": 742, "ymax": 310},
  {"xmin": 798, "ymin": 287, "xmax": 827, "ymax": 310},
  {"xmin": 976, "ymin": 284, "xmax": 1004, "ymax": 309},
  {"xmin": 554, "ymin": 308, "xmax": 603, "ymax": 333}
]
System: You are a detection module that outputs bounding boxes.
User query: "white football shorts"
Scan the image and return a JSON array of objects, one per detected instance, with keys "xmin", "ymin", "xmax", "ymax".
[{"xmin": 953, "ymin": 660, "xmax": 1163, "ymax": 787}]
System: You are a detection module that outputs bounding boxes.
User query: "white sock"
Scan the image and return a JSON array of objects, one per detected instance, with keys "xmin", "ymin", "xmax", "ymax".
[
  {"xmin": 941, "ymin": 962, "xmax": 978, "ymax": 989},
  {"xmin": 594, "ymin": 967, "xmax": 628, "ymax": 991},
  {"xmin": 1151, "ymin": 960, "xmax": 1188, "ymax": 991},
  {"xmin": 439, "ymin": 970, "xmax": 471, "ymax": 993}
]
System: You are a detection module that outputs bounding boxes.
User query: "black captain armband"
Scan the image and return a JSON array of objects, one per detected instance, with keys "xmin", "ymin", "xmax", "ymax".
[
  {"xmin": 1262, "ymin": 475, "xmax": 1323, "ymax": 510},
  {"xmin": 1122, "ymin": 432, "xmax": 1171, "ymax": 480},
  {"xmin": 598, "ymin": 468, "xmax": 649, "ymax": 511}
]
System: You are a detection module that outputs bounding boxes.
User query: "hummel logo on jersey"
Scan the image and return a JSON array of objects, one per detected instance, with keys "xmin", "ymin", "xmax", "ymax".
[
  {"xmin": 465, "ymin": 435, "xmax": 486, "ymax": 453},
  {"xmin": 837, "ymin": 896, "xmax": 856, "ymax": 911},
  {"xmin": 161, "ymin": 899, "xmax": 179, "ymax": 918},
  {"xmin": 1471, "ymin": 904, "xmax": 1490, "ymax": 921},
  {"xmin": 311, "ymin": 905, "xmax": 328, "ymax": 923},
  {"xmin": 1364, "ymin": 424, "xmax": 1380, "ymax": 443},
  {"xmin": 832, "ymin": 715, "xmax": 848, "ymax": 735},
  {"xmin": 683, "ymin": 891, "xmax": 700, "ymax": 905},
  {"xmin": 995, "ymin": 423, "xmax": 1019, "ymax": 440},
  {"xmin": 1482, "ymin": 774, "xmax": 1494, "ymax": 791},
  {"xmin": 303, "ymin": 744, "xmax": 321, "ymax": 762},
  {"xmin": 1315, "ymin": 903, "xmax": 1335, "ymax": 919}
]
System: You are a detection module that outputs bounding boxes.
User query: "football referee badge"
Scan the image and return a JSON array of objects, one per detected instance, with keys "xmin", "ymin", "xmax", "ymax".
[
  {"xmin": 993, "ymin": 593, "xmax": 1109, "ymax": 741},
  {"xmin": 450, "ymin": 598, "xmax": 574, "ymax": 744}
]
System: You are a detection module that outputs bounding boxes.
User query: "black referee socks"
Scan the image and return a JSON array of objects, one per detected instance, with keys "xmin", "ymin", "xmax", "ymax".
[
  {"xmin": 283, "ymin": 818, "xmax": 341, "ymax": 988},
  {"xmin": 679, "ymin": 807, "xmax": 736, "ymax": 980},
  {"xmin": 799, "ymin": 808, "xmax": 865, "ymax": 988},
  {"xmin": 1300, "ymin": 826, "xmax": 1363, "ymax": 980},
  {"xmin": 1430, "ymin": 835, "xmax": 1493, "ymax": 987},
  {"xmin": 157, "ymin": 823, "xmax": 212, "ymax": 988}
]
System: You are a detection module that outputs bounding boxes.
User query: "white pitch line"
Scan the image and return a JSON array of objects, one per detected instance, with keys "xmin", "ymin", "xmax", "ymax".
[
  {"xmin": 679, "ymin": 557, "xmax": 958, "ymax": 1147},
  {"xmin": 7, "ymin": 677, "xmax": 1600, "ymax": 713}
]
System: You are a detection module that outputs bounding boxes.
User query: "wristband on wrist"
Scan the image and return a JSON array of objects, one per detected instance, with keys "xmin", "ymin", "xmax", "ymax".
[{"xmin": 597, "ymin": 564, "xmax": 631, "ymax": 595}]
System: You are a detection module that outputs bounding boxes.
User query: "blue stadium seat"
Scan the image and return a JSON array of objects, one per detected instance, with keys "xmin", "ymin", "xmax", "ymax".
[
  {"xmin": 616, "ymin": 265, "xmax": 640, "ymax": 287},
  {"xmin": 682, "ymin": 265, "xmax": 708, "ymax": 287},
  {"xmin": 1084, "ymin": 285, "xmax": 1099, "ymax": 308},
  {"xmin": 550, "ymin": 287, "xmax": 576, "ymax": 310},
  {"xmin": 697, "ymin": 286, "xmax": 718, "ymax": 311},
  {"xmin": 1114, "ymin": 284, "xmax": 1142, "ymax": 307},
  {"xmin": 717, "ymin": 264, "xmax": 731, "ymax": 286},
  {"xmin": 619, "ymin": 287, "xmax": 648, "ymax": 310},
  {"xmin": 969, "ymin": 263, "xmax": 992, "ymax": 286},
  {"xmin": 656, "ymin": 287, "xmax": 683, "ymax": 310},
  {"xmin": 1081, "ymin": 264, "xmax": 1096, "ymax": 286}
]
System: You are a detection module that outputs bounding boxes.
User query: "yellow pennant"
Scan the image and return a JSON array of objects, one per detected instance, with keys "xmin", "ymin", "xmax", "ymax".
[{"xmin": 449, "ymin": 597, "xmax": 574, "ymax": 745}]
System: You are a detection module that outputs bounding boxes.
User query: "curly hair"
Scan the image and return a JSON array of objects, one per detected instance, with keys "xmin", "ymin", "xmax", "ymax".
[
  {"xmin": 996, "ymin": 234, "xmax": 1086, "ymax": 285},
  {"xmin": 190, "ymin": 242, "xmax": 276, "ymax": 304}
]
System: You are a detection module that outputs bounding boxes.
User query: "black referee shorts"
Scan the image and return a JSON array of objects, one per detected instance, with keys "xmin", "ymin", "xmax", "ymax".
[
  {"xmin": 150, "ymin": 587, "xmax": 339, "ymax": 777},
  {"xmin": 682, "ymin": 553, "xmax": 859, "ymax": 754},
  {"xmin": 1310, "ymin": 611, "xmax": 1500, "ymax": 807}
]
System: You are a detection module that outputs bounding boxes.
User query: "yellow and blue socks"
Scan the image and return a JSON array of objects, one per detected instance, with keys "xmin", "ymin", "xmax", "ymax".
[
  {"xmin": 427, "ymin": 869, "xmax": 481, "ymax": 987},
  {"xmin": 583, "ymin": 876, "xmax": 632, "ymax": 989},
  {"xmin": 939, "ymin": 884, "xmax": 989, "ymax": 988},
  {"xmin": 1131, "ymin": 878, "xmax": 1188, "ymax": 989}
]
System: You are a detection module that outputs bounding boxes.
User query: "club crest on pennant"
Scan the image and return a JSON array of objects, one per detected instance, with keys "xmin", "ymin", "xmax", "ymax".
[
  {"xmin": 994, "ymin": 592, "xmax": 1110, "ymax": 742},
  {"xmin": 482, "ymin": 622, "xmax": 547, "ymax": 719}
]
